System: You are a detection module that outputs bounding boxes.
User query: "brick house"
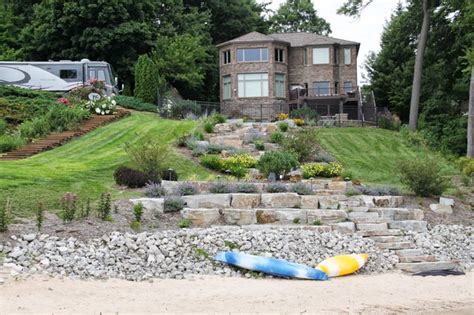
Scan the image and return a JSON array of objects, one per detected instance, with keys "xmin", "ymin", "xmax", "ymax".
[{"xmin": 217, "ymin": 31, "xmax": 361, "ymax": 120}]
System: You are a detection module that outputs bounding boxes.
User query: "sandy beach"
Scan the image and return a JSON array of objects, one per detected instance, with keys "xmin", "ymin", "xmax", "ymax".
[{"xmin": 0, "ymin": 272, "xmax": 473, "ymax": 314}]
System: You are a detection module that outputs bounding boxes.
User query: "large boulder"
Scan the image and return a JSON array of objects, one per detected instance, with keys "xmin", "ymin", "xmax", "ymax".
[
  {"xmin": 181, "ymin": 208, "xmax": 220, "ymax": 226},
  {"xmin": 330, "ymin": 222, "xmax": 356, "ymax": 233},
  {"xmin": 255, "ymin": 209, "xmax": 306, "ymax": 224},
  {"xmin": 182, "ymin": 194, "xmax": 231, "ymax": 209},
  {"xmin": 300, "ymin": 195, "xmax": 319, "ymax": 209},
  {"xmin": 388, "ymin": 220, "xmax": 428, "ymax": 232},
  {"xmin": 231, "ymin": 194, "xmax": 261, "ymax": 208},
  {"xmin": 373, "ymin": 196, "xmax": 404, "ymax": 207},
  {"xmin": 318, "ymin": 195, "xmax": 347, "ymax": 209},
  {"xmin": 209, "ymin": 135, "xmax": 243, "ymax": 148},
  {"xmin": 306, "ymin": 210, "xmax": 348, "ymax": 224},
  {"xmin": 222, "ymin": 209, "xmax": 256, "ymax": 225},
  {"xmin": 260, "ymin": 193, "xmax": 301, "ymax": 208},
  {"xmin": 129, "ymin": 198, "xmax": 164, "ymax": 214},
  {"xmin": 429, "ymin": 204, "xmax": 453, "ymax": 214}
]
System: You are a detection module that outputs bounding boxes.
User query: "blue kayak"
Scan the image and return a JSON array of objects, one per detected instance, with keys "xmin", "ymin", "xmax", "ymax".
[{"xmin": 215, "ymin": 251, "xmax": 328, "ymax": 280}]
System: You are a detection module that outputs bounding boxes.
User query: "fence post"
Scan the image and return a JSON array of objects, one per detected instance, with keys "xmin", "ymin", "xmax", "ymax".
[{"xmin": 338, "ymin": 99, "xmax": 343, "ymax": 127}]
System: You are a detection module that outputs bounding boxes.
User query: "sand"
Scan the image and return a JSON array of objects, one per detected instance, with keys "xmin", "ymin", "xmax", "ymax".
[{"xmin": 0, "ymin": 272, "xmax": 473, "ymax": 314}]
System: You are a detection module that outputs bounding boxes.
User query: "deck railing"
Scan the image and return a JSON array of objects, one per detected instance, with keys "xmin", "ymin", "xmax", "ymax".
[{"xmin": 289, "ymin": 87, "xmax": 359, "ymax": 101}]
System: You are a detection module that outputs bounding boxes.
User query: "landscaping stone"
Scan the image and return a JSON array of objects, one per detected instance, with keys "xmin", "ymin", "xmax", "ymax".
[
  {"xmin": 429, "ymin": 204, "xmax": 453, "ymax": 214},
  {"xmin": 370, "ymin": 208, "xmax": 424, "ymax": 221},
  {"xmin": 300, "ymin": 195, "xmax": 319, "ymax": 209},
  {"xmin": 129, "ymin": 198, "xmax": 164, "ymax": 214},
  {"xmin": 180, "ymin": 208, "xmax": 220, "ymax": 226},
  {"xmin": 288, "ymin": 169, "xmax": 303, "ymax": 182},
  {"xmin": 357, "ymin": 229, "xmax": 402, "ymax": 237},
  {"xmin": 231, "ymin": 194, "xmax": 260, "ymax": 209},
  {"xmin": 373, "ymin": 196, "xmax": 404, "ymax": 207},
  {"xmin": 255, "ymin": 209, "xmax": 306, "ymax": 224},
  {"xmin": 213, "ymin": 123, "xmax": 232, "ymax": 133},
  {"xmin": 263, "ymin": 143, "xmax": 279, "ymax": 151},
  {"xmin": 221, "ymin": 209, "xmax": 256, "ymax": 225},
  {"xmin": 260, "ymin": 193, "xmax": 301, "ymax": 208},
  {"xmin": 306, "ymin": 210, "xmax": 348, "ymax": 224},
  {"xmin": 330, "ymin": 222, "xmax": 356, "ymax": 234},
  {"xmin": 396, "ymin": 262, "xmax": 458, "ymax": 273},
  {"xmin": 327, "ymin": 181, "xmax": 349, "ymax": 191},
  {"xmin": 318, "ymin": 195, "xmax": 345, "ymax": 209},
  {"xmin": 209, "ymin": 135, "xmax": 243, "ymax": 148},
  {"xmin": 439, "ymin": 197, "xmax": 454, "ymax": 206},
  {"xmin": 389, "ymin": 220, "xmax": 427, "ymax": 232},
  {"xmin": 182, "ymin": 194, "xmax": 231, "ymax": 209},
  {"xmin": 356, "ymin": 223, "xmax": 388, "ymax": 231},
  {"xmin": 375, "ymin": 242, "xmax": 413, "ymax": 250}
]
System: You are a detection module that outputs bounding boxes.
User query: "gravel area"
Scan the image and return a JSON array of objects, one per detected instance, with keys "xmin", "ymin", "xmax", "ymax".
[{"xmin": 2, "ymin": 227, "xmax": 399, "ymax": 281}]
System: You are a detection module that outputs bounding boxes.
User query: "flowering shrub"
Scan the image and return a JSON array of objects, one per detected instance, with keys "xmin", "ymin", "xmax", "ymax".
[
  {"xmin": 277, "ymin": 112, "xmax": 289, "ymax": 121},
  {"xmin": 293, "ymin": 118, "xmax": 305, "ymax": 126},
  {"xmin": 83, "ymin": 95, "xmax": 117, "ymax": 115},
  {"xmin": 302, "ymin": 162, "xmax": 343, "ymax": 178},
  {"xmin": 222, "ymin": 153, "xmax": 257, "ymax": 169},
  {"xmin": 68, "ymin": 79, "xmax": 106, "ymax": 100},
  {"xmin": 57, "ymin": 97, "xmax": 70, "ymax": 106}
]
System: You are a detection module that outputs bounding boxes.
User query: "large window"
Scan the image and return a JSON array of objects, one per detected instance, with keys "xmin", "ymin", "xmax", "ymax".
[
  {"xmin": 312, "ymin": 47, "xmax": 329, "ymax": 64},
  {"xmin": 275, "ymin": 48, "xmax": 284, "ymax": 62},
  {"xmin": 237, "ymin": 48, "xmax": 268, "ymax": 62},
  {"xmin": 343, "ymin": 81, "xmax": 353, "ymax": 93},
  {"xmin": 238, "ymin": 73, "xmax": 268, "ymax": 97},
  {"xmin": 344, "ymin": 48, "xmax": 351, "ymax": 65},
  {"xmin": 60, "ymin": 69, "xmax": 77, "ymax": 79},
  {"xmin": 312, "ymin": 81, "xmax": 330, "ymax": 95},
  {"xmin": 223, "ymin": 75, "xmax": 232, "ymax": 99},
  {"xmin": 222, "ymin": 50, "xmax": 231, "ymax": 64},
  {"xmin": 274, "ymin": 73, "xmax": 285, "ymax": 98}
]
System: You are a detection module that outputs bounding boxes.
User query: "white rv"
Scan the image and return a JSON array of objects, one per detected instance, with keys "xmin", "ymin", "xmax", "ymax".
[{"xmin": 0, "ymin": 59, "xmax": 119, "ymax": 95}]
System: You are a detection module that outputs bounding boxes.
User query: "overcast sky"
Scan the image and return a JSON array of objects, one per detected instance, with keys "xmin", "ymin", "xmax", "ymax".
[{"xmin": 258, "ymin": 0, "xmax": 405, "ymax": 83}]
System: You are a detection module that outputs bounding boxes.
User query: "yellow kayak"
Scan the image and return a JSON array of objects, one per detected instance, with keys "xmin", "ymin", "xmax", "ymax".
[{"xmin": 316, "ymin": 254, "xmax": 368, "ymax": 277}]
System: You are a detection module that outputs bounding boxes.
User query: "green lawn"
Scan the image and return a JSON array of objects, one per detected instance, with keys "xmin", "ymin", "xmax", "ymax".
[
  {"xmin": 316, "ymin": 128, "xmax": 459, "ymax": 187},
  {"xmin": 0, "ymin": 112, "xmax": 213, "ymax": 217}
]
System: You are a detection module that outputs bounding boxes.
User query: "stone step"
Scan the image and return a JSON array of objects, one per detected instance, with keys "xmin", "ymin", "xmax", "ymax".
[
  {"xmin": 388, "ymin": 220, "xmax": 428, "ymax": 232},
  {"xmin": 395, "ymin": 249, "xmax": 424, "ymax": 257},
  {"xmin": 375, "ymin": 242, "xmax": 414, "ymax": 250},
  {"xmin": 357, "ymin": 229, "xmax": 402, "ymax": 237},
  {"xmin": 355, "ymin": 223, "xmax": 388, "ymax": 231},
  {"xmin": 348, "ymin": 212, "xmax": 379, "ymax": 220},
  {"xmin": 241, "ymin": 224, "xmax": 332, "ymax": 232},
  {"xmin": 349, "ymin": 206, "xmax": 369, "ymax": 212},
  {"xmin": 397, "ymin": 262, "xmax": 458, "ymax": 273},
  {"xmin": 399, "ymin": 255, "xmax": 437, "ymax": 263},
  {"xmin": 369, "ymin": 208, "xmax": 424, "ymax": 221},
  {"xmin": 369, "ymin": 235, "xmax": 404, "ymax": 243},
  {"xmin": 350, "ymin": 217, "xmax": 390, "ymax": 224}
]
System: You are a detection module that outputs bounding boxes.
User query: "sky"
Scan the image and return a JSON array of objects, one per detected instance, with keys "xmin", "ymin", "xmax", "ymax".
[{"xmin": 258, "ymin": 0, "xmax": 405, "ymax": 84}]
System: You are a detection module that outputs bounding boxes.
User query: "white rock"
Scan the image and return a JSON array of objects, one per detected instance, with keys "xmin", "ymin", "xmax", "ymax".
[
  {"xmin": 439, "ymin": 197, "xmax": 454, "ymax": 206},
  {"xmin": 429, "ymin": 204, "xmax": 452, "ymax": 214}
]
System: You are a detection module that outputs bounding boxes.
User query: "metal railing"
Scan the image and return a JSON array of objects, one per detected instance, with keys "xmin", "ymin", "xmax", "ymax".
[{"xmin": 289, "ymin": 87, "xmax": 359, "ymax": 101}]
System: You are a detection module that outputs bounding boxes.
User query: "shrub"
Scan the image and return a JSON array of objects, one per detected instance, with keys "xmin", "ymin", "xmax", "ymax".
[
  {"xmin": 114, "ymin": 166, "xmax": 158, "ymax": 188},
  {"xmin": 313, "ymin": 219, "xmax": 322, "ymax": 226},
  {"xmin": 20, "ymin": 117, "xmax": 51, "ymax": 139},
  {"xmin": 314, "ymin": 150, "xmax": 336, "ymax": 163},
  {"xmin": 98, "ymin": 192, "xmax": 112, "ymax": 221},
  {"xmin": 207, "ymin": 144, "xmax": 228, "ymax": 154},
  {"xmin": 200, "ymin": 154, "xmax": 222, "ymax": 171},
  {"xmin": 176, "ymin": 183, "xmax": 198, "ymax": 196},
  {"xmin": 178, "ymin": 218, "xmax": 192, "ymax": 228},
  {"xmin": 45, "ymin": 105, "xmax": 90, "ymax": 132},
  {"xmin": 203, "ymin": 121, "xmax": 214, "ymax": 133},
  {"xmin": 125, "ymin": 140, "xmax": 169, "ymax": 179},
  {"xmin": 164, "ymin": 196, "xmax": 185, "ymax": 212},
  {"xmin": 290, "ymin": 106, "xmax": 319, "ymax": 121},
  {"xmin": 0, "ymin": 119, "xmax": 7, "ymax": 135},
  {"xmin": 377, "ymin": 113, "xmax": 401, "ymax": 131},
  {"xmin": 398, "ymin": 158, "xmax": 448, "ymax": 196},
  {"xmin": 345, "ymin": 187, "xmax": 362, "ymax": 196},
  {"xmin": 169, "ymin": 99, "xmax": 201, "ymax": 119},
  {"xmin": 113, "ymin": 95, "xmax": 157, "ymax": 112},
  {"xmin": 278, "ymin": 122, "xmax": 289, "ymax": 132},
  {"xmin": 257, "ymin": 151, "xmax": 299, "ymax": 177},
  {"xmin": 134, "ymin": 54, "xmax": 161, "ymax": 104},
  {"xmin": 277, "ymin": 113, "xmax": 289, "ymax": 121},
  {"xmin": 235, "ymin": 182, "xmax": 259, "ymax": 193},
  {"xmin": 301, "ymin": 162, "xmax": 343, "ymax": 178},
  {"xmin": 293, "ymin": 218, "xmax": 301, "ymax": 224},
  {"xmin": 133, "ymin": 203, "xmax": 144, "ymax": 222},
  {"xmin": 457, "ymin": 157, "xmax": 474, "ymax": 176},
  {"xmin": 176, "ymin": 133, "xmax": 190, "ymax": 147},
  {"xmin": 282, "ymin": 128, "xmax": 318, "ymax": 162},
  {"xmin": 161, "ymin": 169, "xmax": 178, "ymax": 181},
  {"xmin": 61, "ymin": 192, "xmax": 77, "ymax": 223},
  {"xmin": 293, "ymin": 118, "xmax": 305, "ymax": 126},
  {"xmin": 0, "ymin": 134, "xmax": 24, "ymax": 153},
  {"xmin": 210, "ymin": 113, "xmax": 226, "ymax": 124},
  {"xmin": 144, "ymin": 182, "xmax": 166, "ymax": 197},
  {"xmin": 68, "ymin": 79, "xmax": 105, "ymax": 100},
  {"xmin": 222, "ymin": 153, "xmax": 257, "ymax": 169},
  {"xmin": 0, "ymin": 198, "xmax": 11, "ymax": 232},
  {"xmin": 82, "ymin": 96, "xmax": 117, "ymax": 115},
  {"xmin": 253, "ymin": 140, "xmax": 265, "ymax": 151},
  {"xmin": 36, "ymin": 202, "xmax": 45, "ymax": 231},
  {"xmin": 357, "ymin": 185, "xmax": 401, "ymax": 196},
  {"xmin": 193, "ymin": 131, "xmax": 205, "ymax": 141},
  {"xmin": 290, "ymin": 183, "xmax": 313, "ymax": 195},
  {"xmin": 269, "ymin": 131, "xmax": 285, "ymax": 144},
  {"xmin": 209, "ymin": 182, "xmax": 234, "ymax": 193},
  {"xmin": 265, "ymin": 183, "xmax": 288, "ymax": 193}
]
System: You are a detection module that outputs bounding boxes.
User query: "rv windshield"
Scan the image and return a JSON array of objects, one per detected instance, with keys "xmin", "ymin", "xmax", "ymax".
[{"xmin": 107, "ymin": 64, "xmax": 116, "ymax": 86}]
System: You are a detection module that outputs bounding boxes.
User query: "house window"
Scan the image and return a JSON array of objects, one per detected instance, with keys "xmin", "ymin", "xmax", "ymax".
[
  {"xmin": 274, "ymin": 73, "xmax": 285, "ymax": 98},
  {"xmin": 223, "ymin": 75, "xmax": 232, "ymax": 99},
  {"xmin": 312, "ymin": 81, "xmax": 330, "ymax": 95},
  {"xmin": 313, "ymin": 48, "xmax": 329, "ymax": 64},
  {"xmin": 344, "ymin": 48, "xmax": 351, "ymax": 64},
  {"xmin": 343, "ymin": 81, "xmax": 353, "ymax": 93},
  {"xmin": 238, "ymin": 73, "xmax": 268, "ymax": 97},
  {"xmin": 222, "ymin": 50, "xmax": 231, "ymax": 64},
  {"xmin": 275, "ymin": 48, "xmax": 284, "ymax": 62},
  {"xmin": 303, "ymin": 48, "xmax": 307, "ymax": 65},
  {"xmin": 60, "ymin": 69, "xmax": 77, "ymax": 79},
  {"xmin": 237, "ymin": 48, "xmax": 268, "ymax": 62}
]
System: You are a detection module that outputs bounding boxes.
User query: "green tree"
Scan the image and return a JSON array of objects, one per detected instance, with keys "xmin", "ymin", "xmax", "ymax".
[
  {"xmin": 134, "ymin": 55, "xmax": 161, "ymax": 104},
  {"xmin": 0, "ymin": 0, "xmax": 23, "ymax": 60},
  {"xmin": 269, "ymin": 0, "xmax": 331, "ymax": 35}
]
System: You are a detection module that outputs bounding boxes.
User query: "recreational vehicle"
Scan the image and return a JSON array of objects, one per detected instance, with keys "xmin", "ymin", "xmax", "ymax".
[{"xmin": 0, "ymin": 59, "xmax": 118, "ymax": 95}]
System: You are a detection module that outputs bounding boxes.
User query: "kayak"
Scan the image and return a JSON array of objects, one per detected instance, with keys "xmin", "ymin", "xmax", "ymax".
[
  {"xmin": 316, "ymin": 254, "xmax": 368, "ymax": 277},
  {"xmin": 215, "ymin": 251, "xmax": 328, "ymax": 280}
]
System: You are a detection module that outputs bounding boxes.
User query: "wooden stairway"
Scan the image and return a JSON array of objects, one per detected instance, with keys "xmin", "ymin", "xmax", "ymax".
[{"xmin": 0, "ymin": 109, "xmax": 130, "ymax": 160}]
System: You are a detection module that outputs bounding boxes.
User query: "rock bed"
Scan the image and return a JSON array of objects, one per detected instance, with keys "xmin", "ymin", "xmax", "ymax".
[
  {"xmin": 2, "ymin": 228, "xmax": 398, "ymax": 281},
  {"xmin": 403, "ymin": 224, "xmax": 474, "ymax": 270}
]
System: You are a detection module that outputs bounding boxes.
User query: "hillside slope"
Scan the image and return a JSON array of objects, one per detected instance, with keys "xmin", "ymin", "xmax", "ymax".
[
  {"xmin": 317, "ymin": 128, "xmax": 458, "ymax": 186},
  {"xmin": 0, "ymin": 112, "xmax": 213, "ymax": 216}
]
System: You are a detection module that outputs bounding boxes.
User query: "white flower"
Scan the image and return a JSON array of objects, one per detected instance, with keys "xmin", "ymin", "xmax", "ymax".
[
  {"xmin": 95, "ymin": 108, "xmax": 101, "ymax": 113},
  {"xmin": 106, "ymin": 110, "xmax": 110, "ymax": 114},
  {"xmin": 101, "ymin": 111, "xmax": 105, "ymax": 115},
  {"xmin": 102, "ymin": 104, "xmax": 106, "ymax": 108},
  {"xmin": 111, "ymin": 100, "xmax": 116, "ymax": 106}
]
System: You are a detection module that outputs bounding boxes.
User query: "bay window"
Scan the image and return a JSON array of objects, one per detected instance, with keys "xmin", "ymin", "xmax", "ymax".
[{"xmin": 238, "ymin": 73, "xmax": 268, "ymax": 97}]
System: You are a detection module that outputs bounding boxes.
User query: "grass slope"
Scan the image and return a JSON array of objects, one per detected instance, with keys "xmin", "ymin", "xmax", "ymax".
[
  {"xmin": 317, "ymin": 128, "xmax": 458, "ymax": 186},
  {"xmin": 0, "ymin": 112, "xmax": 213, "ymax": 217}
]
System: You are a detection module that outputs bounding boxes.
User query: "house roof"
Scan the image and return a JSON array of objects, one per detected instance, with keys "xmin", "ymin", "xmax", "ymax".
[
  {"xmin": 216, "ymin": 31, "xmax": 360, "ymax": 49},
  {"xmin": 216, "ymin": 31, "xmax": 290, "ymax": 48},
  {"xmin": 269, "ymin": 32, "xmax": 359, "ymax": 47}
]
